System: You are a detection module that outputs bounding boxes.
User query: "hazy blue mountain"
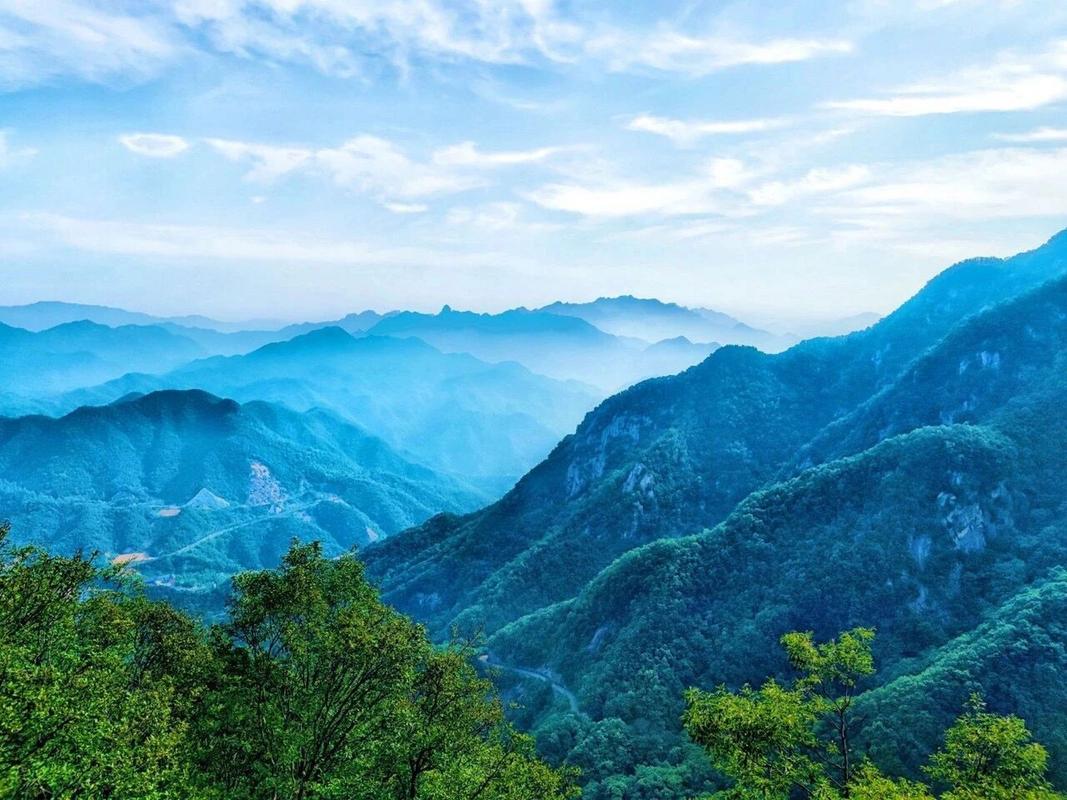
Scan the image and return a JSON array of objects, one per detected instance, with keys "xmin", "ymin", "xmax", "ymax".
[
  {"xmin": 275, "ymin": 310, "xmax": 386, "ymax": 338},
  {"xmin": 363, "ymin": 230, "xmax": 1067, "ymax": 795},
  {"xmin": 366, "ymin": 305, "xmax": 703, "ymax": 390},
  {"xmin": 0, "ymin": 300, "xmax": 342, "ymax": 356},
  {"xmin": 53, "ymin": 328, "xmax": 601, "ymax": 491},
  {"xmin": 0, "ymin": 300, "xmax": 287, "ymax": 333},
  {"xmin": 638, "ymin": 336, "xmax": 718, "ymax": 376},
  {"xmin": 0, "ymin": 320, "xmax": 207, "ymax": 400},
  {"xmin": 0, "ymin": 389, "xmax": 483, "ymax": 602},
  {"xmin": 539, "ymin": 295, "xmax": 793, "ymax": 352}
]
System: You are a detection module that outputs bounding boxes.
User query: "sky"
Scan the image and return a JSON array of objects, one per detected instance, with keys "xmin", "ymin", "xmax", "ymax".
[{"xmin": 2, "ymin": 0, "xmax": 1067, "ymax": 325}]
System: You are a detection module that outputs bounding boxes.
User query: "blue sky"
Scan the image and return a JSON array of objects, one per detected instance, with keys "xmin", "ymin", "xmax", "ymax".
[{"xmin": 2, "ymin": 0, "xmax": 1067, "ymax": 325}]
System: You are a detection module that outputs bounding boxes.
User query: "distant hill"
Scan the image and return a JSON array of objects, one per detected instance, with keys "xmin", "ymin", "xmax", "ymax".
[
  {"xmin": 0, "ymin": 320, "xmax": 207, "ymax": 398},
  {"xmin": 366, "ymin": 305, "xmax": 714, "ymax": 390},
  {"xmin": 0, "ymin": 300, "xmax": 287, "ymax": 333},
  {"xmin": 539, "ymin": 295, "xmax": 793, "ymax": 352},
  {"xmin": 51, "ymin": 329, "xmax": 601, "ymax": 492},
  {"xmin": 0, "ymin": 389, "xmax": 483, "ymax": 600}
]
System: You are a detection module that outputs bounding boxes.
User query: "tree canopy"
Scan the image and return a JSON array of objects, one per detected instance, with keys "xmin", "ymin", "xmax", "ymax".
[{"xmin": 0, "ymin": 522, "xmax": 577, "ymax": 799}]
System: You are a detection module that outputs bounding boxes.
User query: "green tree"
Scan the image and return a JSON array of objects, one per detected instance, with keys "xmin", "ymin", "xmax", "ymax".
[
  {"xmin": 684, "ymin": 628, "xmax": 877, "ymax": 799},
  {"xmin": 0, "ymin": 527, "xmax": 574, "ymax": 799},
  {"xmin": 685, "ymin": 627, "xmax": 1066, "ymax": 800},
  {"xmin": 781, "ymin": 628, "xmax": 875, "ymax": 792},
  {"xmin": 926, "ymin": 694, "xmax": 1064, "ymax": 800},
  {"xmin": 683, "ymin": 679, "xmax": 821, "ymax": 799},
  {"xmin": 0, "ymin": 521, "xmax": 206, "ymax": 799},
  {"xmin": 192, "ymin": 540, "xmax": 576, "ymax": 799}
]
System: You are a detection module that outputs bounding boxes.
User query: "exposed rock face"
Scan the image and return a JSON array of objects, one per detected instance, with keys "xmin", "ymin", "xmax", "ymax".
[
  {"xmin": 186, "ymin": 488, "xmax": 230, "ymax": 510},
  {"xmin": 248, "ymin": 461, "xmax": 285, "ymax": 512}
]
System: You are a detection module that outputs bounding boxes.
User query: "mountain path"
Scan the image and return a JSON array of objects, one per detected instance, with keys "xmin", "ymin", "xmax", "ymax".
[{"xmin": 484, "ymin": 654, "xmax": 582, "ymax": 715}]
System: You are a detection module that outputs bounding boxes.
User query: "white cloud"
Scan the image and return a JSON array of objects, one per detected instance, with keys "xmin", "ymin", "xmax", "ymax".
[
  {"xmin": 525, "ymin": 157, "xmax": 756, "ymax": 218},
  {"xmin": 0, "ymin": 1, "xmax": 854, "ymax": 88},
  {"xmin": 119, "ymin": 132, "xmax": 190, "ymax": 158},
  {"xmin": 201, "ymin": 133, "xmax": 573, "ymax": 204},
  {"xmin": 383, "ymin": 201, "xmax": 428, "ymax": 214},
  {"xmin": 993, "ymin": 126, "xmax": 1067, "ymax": 142},
  {"xmin": 747, "ymin": 166, "xmax": 871, "ymax": 207},
  {"xmin": 173, "ymin": 0, "xmax": 582, "ymax": 74},
  {"xmin": 822, "ymin": 146, "xmax": 1067, "ymax": 222},
  {"xmin": 588, "ymin": 29, "xmax": 852, "ymax": 76},
  {"xmin": 525, "ymin": 155, "xmax": 874, "ymax": 219},
  {"xmin": 444, "ymin": 201, "xmax": 560, "ymax": 233},
  {"xmin": 317, "ymin": 135, "xmax": 483, "ymax": 199},
  {"xmin": 824, "ymin": 43, "xmax": 1067, "ymax": 116},
  {"xmin": 626, "ymin": 114, "xmax": 788, "ymax": 146},
  {"xmin": 0, "ymin": 0, "xmax": 177, "ymax": 88},
  {"xmin": 432, "ymin": 141, "xmax": 571, "ymax": 167},
  {"xmin": 206, "ymin": 138, "xmax": 312, "ymax": 181}
]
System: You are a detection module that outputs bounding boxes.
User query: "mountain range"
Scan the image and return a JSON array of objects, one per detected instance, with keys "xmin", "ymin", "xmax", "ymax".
[
  {"xmin": 5, "ymin": 236, "xmax": 1066, "ymax": 798},
  {"xmin": 539, "ymin": 295, "xmax": 795, "ymax": 352},
  {"xmin": 46, "ymin": 328, "xmax": 599, "ymax": 492},
  {"xmin": 364, "ymin": 304, "xmax": 718, "ymax": 390},
  {"xmin": 362, "ymin": 231, "xmax": 1067, "ymax": 797}
]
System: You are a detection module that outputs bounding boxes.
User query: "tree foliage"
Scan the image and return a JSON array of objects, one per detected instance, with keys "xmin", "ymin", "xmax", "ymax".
[
  {"xmin": 0, "ymin": 524, "xmax": 576, "ymax": 799},
  {"xmin": 684, "ymin": 628, "xmax": 1064, "ymax": 800}
]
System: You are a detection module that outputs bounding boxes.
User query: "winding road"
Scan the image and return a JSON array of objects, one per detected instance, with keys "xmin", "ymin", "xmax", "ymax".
[{"xmin": 483, "ymin": 654, "xmax": 582, "ymax": 715}]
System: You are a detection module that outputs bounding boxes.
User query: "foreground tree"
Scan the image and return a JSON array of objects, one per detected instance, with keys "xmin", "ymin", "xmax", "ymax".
[
  {"xmin": 926, "ymin": 694, "xmax": 1061, "ymax": 800},
  {"xmin": 193, "ymin": 541, "xmax": 577, "ymax": 799},
  {"xmin": 0, "ymin": 521, "xmax": 208, "ymax": 798},
  {"xmin": 684, "ymin": 627, "xmax": 1064, "ymax": 800},
  {"xmin": 0, "ymin": 526, "xmax": 575, "ymax": 799}
]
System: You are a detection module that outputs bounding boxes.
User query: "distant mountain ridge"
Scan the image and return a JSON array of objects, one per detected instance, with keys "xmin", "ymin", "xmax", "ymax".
[
  {"xmin": 0, "ymin": 320, "xmax": 208, "ymax": 399},
  {"xmin": 539, "ymin": 295, "xmax": 795, "ymax": 352},
  {"xmin": 365, "ymin": 305, "xmax": 708, "ymax": 390},
  {"xmin": 48, "ymin": 327, "xmax": 601, "ymax": 492}
]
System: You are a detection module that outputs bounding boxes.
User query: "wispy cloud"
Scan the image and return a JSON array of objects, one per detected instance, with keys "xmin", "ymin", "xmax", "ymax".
[
  {"xmin": 588, "ymin": 29, "xmax": 852, "ymax": 75},
  {"xmin": 203, "ymin": 134, "xmax": 481, "ymax": 201},
  {"xmin": 824, "ymin": 42, "xmax": 1067, "ymax": 116},
  {"xmin": 747, "ymin": 166, "xmax": 871, "ymax": 207},
  {"xmin": 317, "ymin": 135, "xmax": 484, "ymax": 199},
  {"xmin": 525, "ymin": 155, "xmax": 870, "ymax": 220},
  {"xmin": 821, "ymin": 146, "xmax": 1067, "ymax": 222},
  {"xmin": 20, "ymin": 211, "xmax": 500, "ymax": 267},
  {"xmin": 119, "ymin": 132, "xmax": 190, "ymax": 158},
  {"xmin": 626, "ymin": 114, "xmax": 788, "ymax": 146},
  {"xmin": 199, "ymin": 133, "xmax": 579, "ymax": 206},
  {"xmin": 432, "ymin": 141, "xmax": 573, "ymax": 167},
  {"xmin": 173, "ymin": 0, "xmax": 582, "ymax": 74},
  {"xmin": 993, "ymin": 126, "xmax": 1067, "ymax": 142},
  {"xmin": 0, "ymin": 0, "xmax": 856, "ymax": 88},
  {"xmin": 0, "ymin": 0, "xmax": 176, "ymax": 88},
  {"xmin": 205, "ymin": 138, "xmax": 312, "ymax": 181}
]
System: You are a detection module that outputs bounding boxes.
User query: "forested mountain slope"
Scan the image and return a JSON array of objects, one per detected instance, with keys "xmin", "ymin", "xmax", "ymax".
[
  {"xmin": 364, "ymin": 231, "xmax": 1067, "ymax": 640},
  {"xmin": 481, "ymin": 266, "xmax": 1067, "ymax": 794}
]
